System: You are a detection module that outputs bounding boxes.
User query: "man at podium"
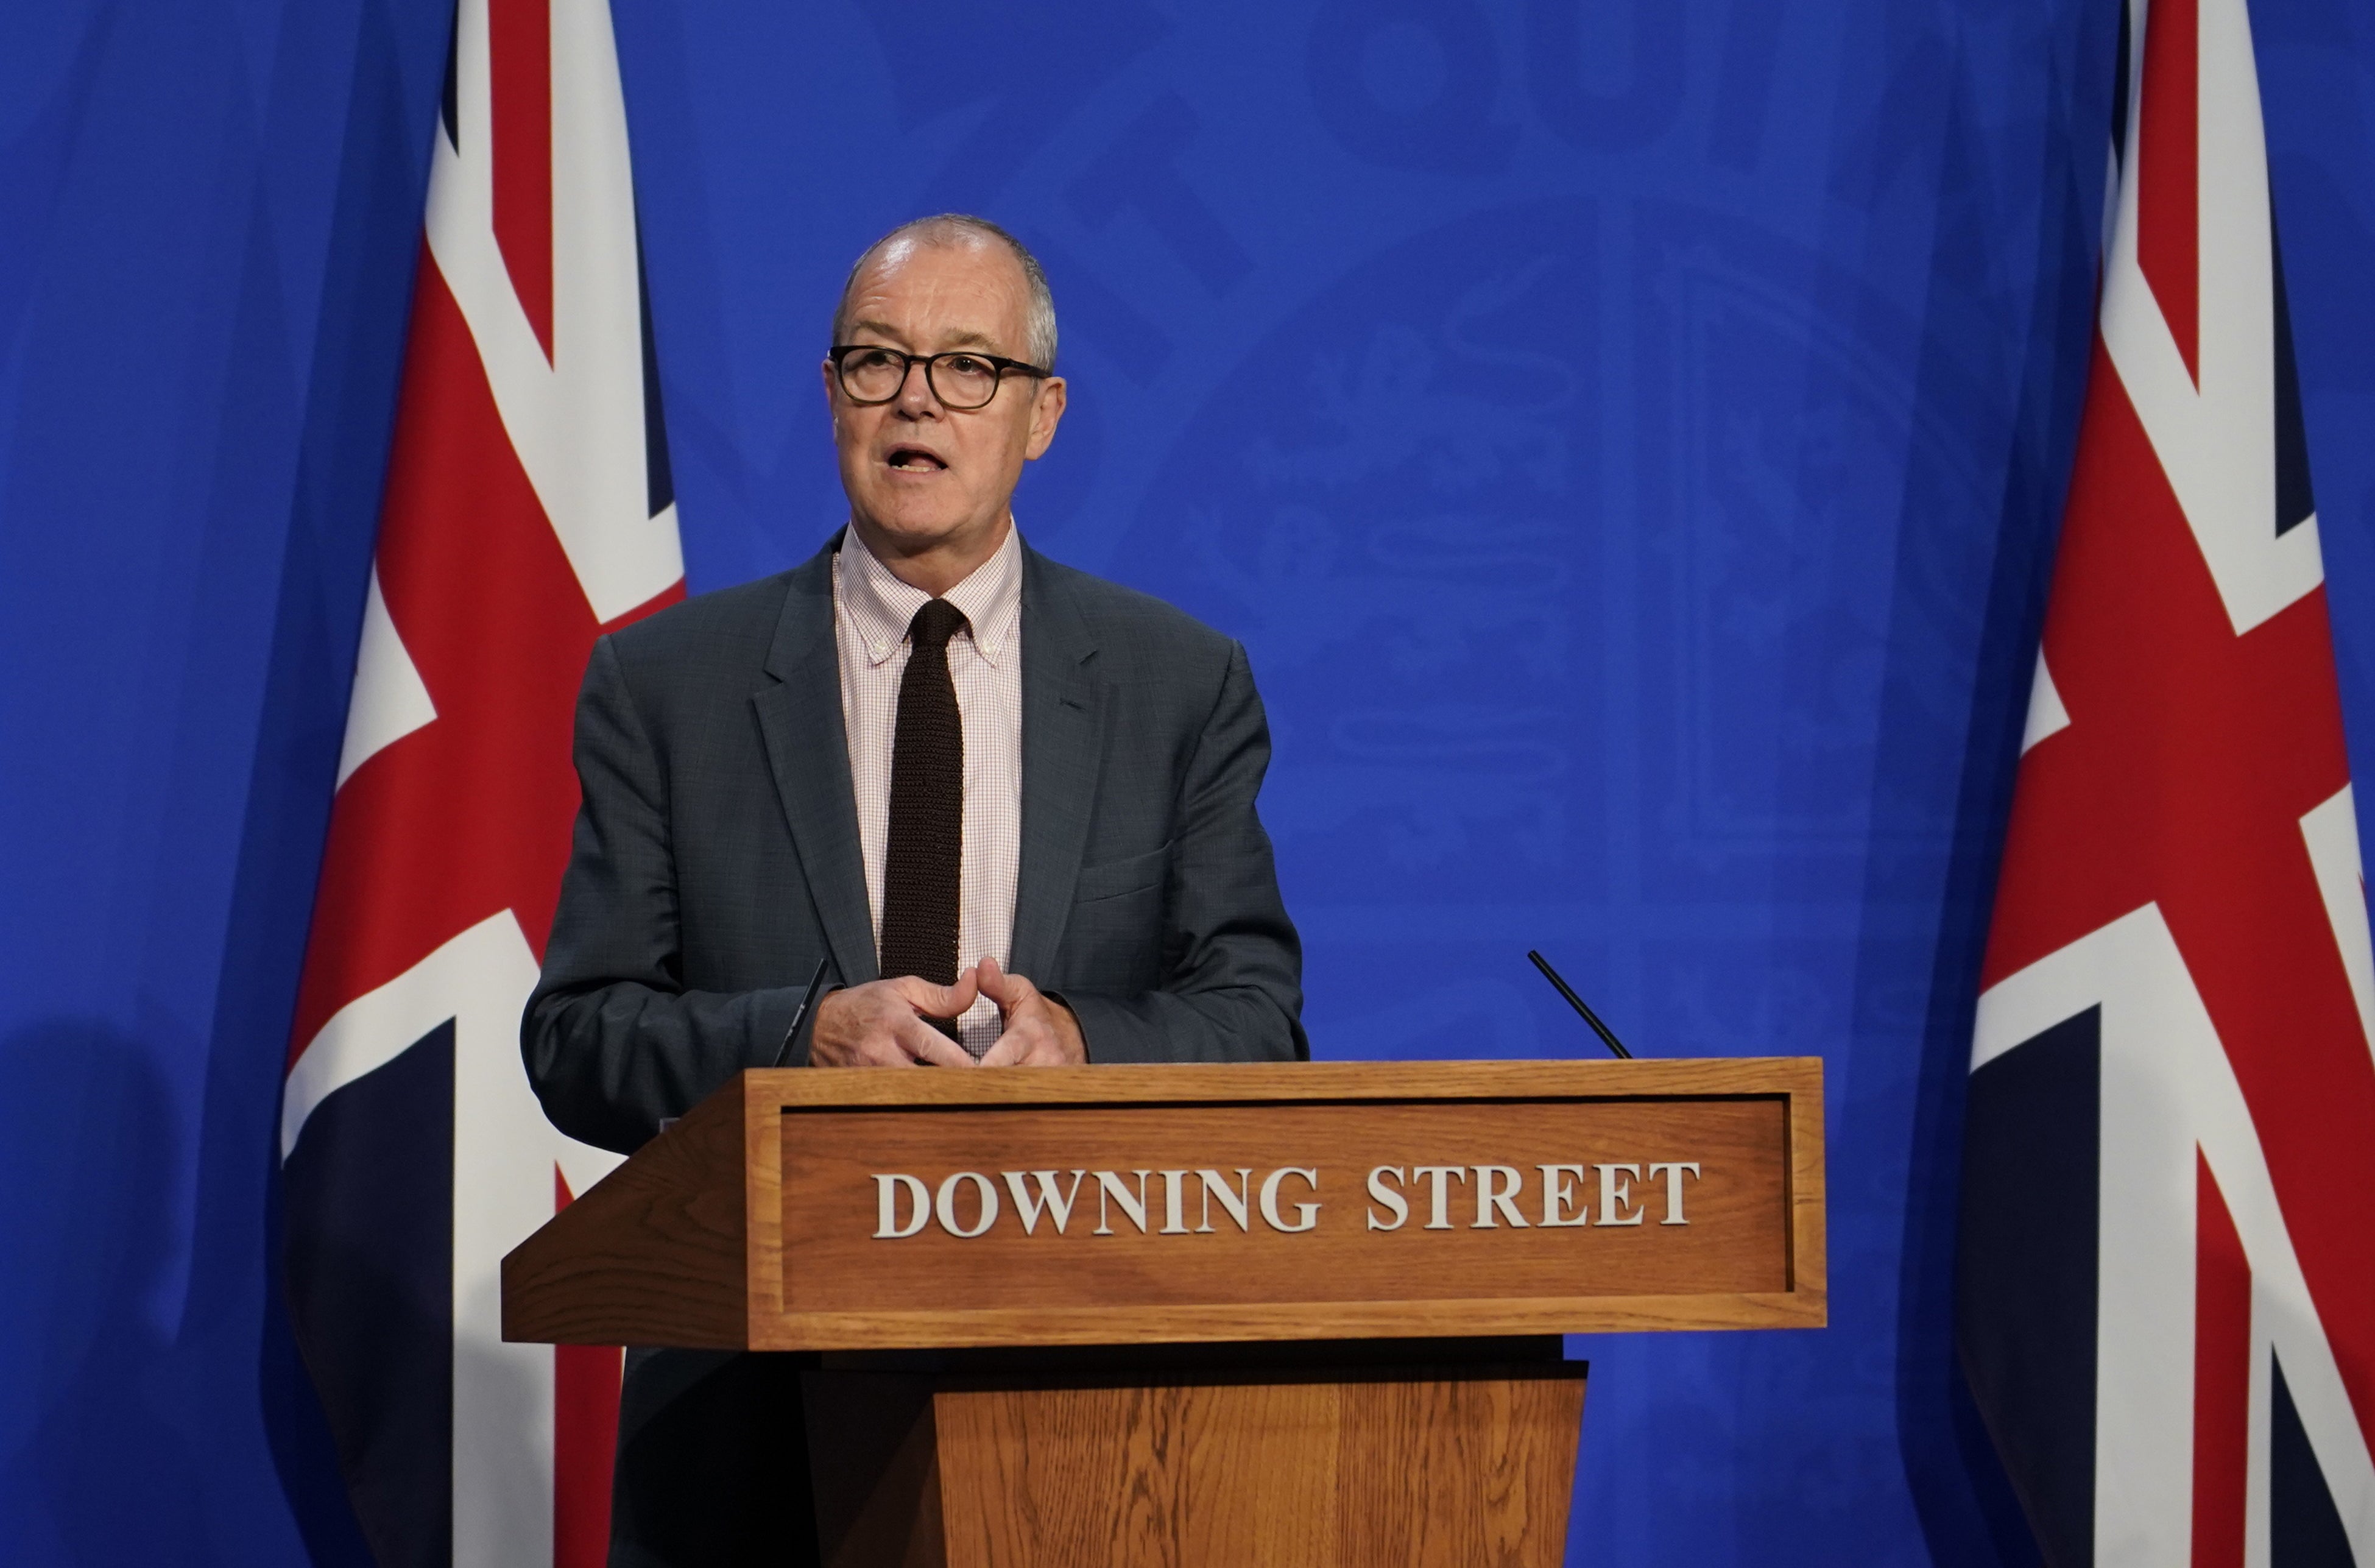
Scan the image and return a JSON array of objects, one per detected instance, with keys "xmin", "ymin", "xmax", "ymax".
[{"xmin": 520, "ymin": 214, "xmax": 1307, "ymax": 1565}]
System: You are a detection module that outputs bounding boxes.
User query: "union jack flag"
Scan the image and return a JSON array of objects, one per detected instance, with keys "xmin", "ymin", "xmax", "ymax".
[
  {"xmin": 1959, "ymin": 0, "xmax": 2375, "ymax": 1560},
  {"xmin": 278, "ymin": 0, "xmax": 682, "ymax": 1561}
]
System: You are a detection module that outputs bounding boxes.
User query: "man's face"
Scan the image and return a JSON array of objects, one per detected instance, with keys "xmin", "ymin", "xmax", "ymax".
[{"xmin": 825, "ymin": 239, "xmax": 1066, "ymax": 570}]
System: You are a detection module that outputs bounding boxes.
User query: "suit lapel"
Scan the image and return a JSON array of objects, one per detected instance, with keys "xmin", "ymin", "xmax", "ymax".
[
  {"xmin": 1009, "ymin": 547, "xmax": 1104, "ymax": 979},
  {"xmin": 753, "ymin": 540, "xmax": 880, "ymax": 986}
]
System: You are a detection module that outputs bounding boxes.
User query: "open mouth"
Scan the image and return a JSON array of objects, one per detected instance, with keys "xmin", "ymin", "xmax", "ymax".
[{"xmin": 885, "ymin": 445, "xmax": 947, "ymax": 473}]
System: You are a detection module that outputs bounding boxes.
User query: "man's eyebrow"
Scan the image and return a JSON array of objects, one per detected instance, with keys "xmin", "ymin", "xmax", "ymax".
[{"xmin": 844, "ymin": 320, "xmax": 1005, "ymax": 353}]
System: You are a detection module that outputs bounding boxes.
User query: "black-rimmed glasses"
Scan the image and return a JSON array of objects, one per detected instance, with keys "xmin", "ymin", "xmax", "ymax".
[{"xmin": 828, "ymin": 344, "xmax": 1050, "ymax": 411}]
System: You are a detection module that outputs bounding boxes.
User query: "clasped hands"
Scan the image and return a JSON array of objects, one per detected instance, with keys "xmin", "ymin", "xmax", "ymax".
[{"xmin": 807, "ymin": 956, "xmax": 1085, "ymax": 1068}]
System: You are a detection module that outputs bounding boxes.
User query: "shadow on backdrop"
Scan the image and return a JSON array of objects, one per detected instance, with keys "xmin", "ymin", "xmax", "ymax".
[
  {"xmin": 0, "ymin": 1023, "xmax": 205, "ymax": 1561},
  {"xmin": 1873, "ymin": 4, "xmax": 2116, "ymax": 1563},
  {"xmin": 241, "ymin": 0, "xmax": 440, "ymax": 1552}
]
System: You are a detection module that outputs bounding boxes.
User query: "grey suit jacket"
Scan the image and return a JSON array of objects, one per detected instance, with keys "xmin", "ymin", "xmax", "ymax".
[{"xmin": 523, "ymin": 535, "xmax": 1307, "ymax": 1154}]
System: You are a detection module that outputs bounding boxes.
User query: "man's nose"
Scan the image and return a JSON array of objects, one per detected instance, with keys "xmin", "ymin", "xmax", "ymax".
[{"xmin": 894, "ymin": 359, "xmax": 942, "ymax": 414}]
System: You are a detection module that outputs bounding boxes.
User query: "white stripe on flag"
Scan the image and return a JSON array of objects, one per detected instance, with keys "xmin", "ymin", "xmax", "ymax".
[
  {"xmin": 2096, "ymin": 0, "xmax": 2321, "ymax": 637},
  {"xmin": 1974, "ymin": 906, "xmax": 2375, "ymax": 1555},
  {"xmin": 427, "ymin": 0, "xmax": 680, "ymax": 624},
  {"xmin": 335, "ymin": 563, "xmax": 439, "ymax": 789}
]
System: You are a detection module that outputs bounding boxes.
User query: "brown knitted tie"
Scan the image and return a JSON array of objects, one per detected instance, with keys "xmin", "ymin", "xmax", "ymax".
[{"xmin": 877, "ymin": 598, "xmax": 969, "ymax": 998}]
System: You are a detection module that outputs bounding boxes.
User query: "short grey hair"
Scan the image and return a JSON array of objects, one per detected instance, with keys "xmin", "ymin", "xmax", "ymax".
[{"xmin": 831, "ymin": 214, "xmax": 1059, "ymax": 371}]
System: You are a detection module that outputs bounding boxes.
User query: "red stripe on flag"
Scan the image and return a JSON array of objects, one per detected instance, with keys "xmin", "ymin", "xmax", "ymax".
[
  {"xmin": 1981, "ymin": 342, "xmax": 2375, "ymax": 1441},
  {"xmin": 2190, "ymin": 1153, "xmax": 2250, "ymax": 1568},
  {"xmin": 289, "ymin": 250, "xmax": 680, "ymax": 1062},
  {"xmin": 554, "ymin": 1168, "xmax": 620, "ymax": 1568},
  {"xmin": 2137, "ymin": 0, "xmax": 2200, "ymax": 383},
  {"xmin": 490, "ymin": 0, "xmax": 555, "ymax": 361}
]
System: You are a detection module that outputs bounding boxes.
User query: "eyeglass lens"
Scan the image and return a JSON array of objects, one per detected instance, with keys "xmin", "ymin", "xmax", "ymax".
[{"xmin": 839, "ymin": 348, "xmax": 1002, "ymax": 409}]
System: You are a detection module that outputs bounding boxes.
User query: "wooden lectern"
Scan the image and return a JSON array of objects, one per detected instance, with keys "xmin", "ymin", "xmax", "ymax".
[{"xmin": 506, "ymin": 1059, "xmax": 1824, "ymax": 1566}]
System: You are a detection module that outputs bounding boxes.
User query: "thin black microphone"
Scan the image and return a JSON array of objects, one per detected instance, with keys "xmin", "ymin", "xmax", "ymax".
[
  {"xmin": 1526, "ymin": 950, "xmax": 1634, "ymax": 1059},
  {"xmin": 770, "ymin": 955, "xmax": 835, "ymax": 1068}
]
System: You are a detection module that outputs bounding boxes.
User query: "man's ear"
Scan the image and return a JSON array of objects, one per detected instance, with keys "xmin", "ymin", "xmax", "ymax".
[{"xmin": 1023, "ymin": 376, "xmax": 1067, "ymax": 461}]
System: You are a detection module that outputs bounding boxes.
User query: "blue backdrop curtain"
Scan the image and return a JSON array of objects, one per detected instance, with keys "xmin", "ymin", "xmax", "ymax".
[{"xmin": 9, "ymin": 1, "xmax": 2375, "ymax": 1563}]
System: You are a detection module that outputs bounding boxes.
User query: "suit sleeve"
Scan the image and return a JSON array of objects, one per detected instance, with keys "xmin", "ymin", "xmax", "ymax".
[
  {"xmin": 1057, "ymin": 641, "xmax": 1309, "ymax": 1064},
  {"xmin": 521, "ymin": 635, "xmax": 822, "ymax": 1154}
]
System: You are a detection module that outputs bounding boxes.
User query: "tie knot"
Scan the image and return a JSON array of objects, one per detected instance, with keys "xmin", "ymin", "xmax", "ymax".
[{"xmin": 908, "ymin": 598, "xmax": 969, "ymax": 653}]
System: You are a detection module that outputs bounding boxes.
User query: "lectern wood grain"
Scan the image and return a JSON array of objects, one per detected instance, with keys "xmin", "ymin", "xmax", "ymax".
[
  {"xmin": 501, "ymin": 1072, "xmax": 754, "ymax": 1347},
  {"xmin": 933, "ymin": 1368, "xmax": 1586, "ymax": 1568},
  {"xmin": 799, "ymin": 1354, "xmax": 1586, "ymax": 1568},
  {"xmin": 503, "ymin": 1058, "xmax": 1825, "ymax": 1350}
]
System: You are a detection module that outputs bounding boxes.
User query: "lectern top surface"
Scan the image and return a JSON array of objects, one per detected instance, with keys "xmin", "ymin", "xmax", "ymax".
[{"xmin": 750, "ymin": 1056, "xmax": 1819, "ymax": 1109}]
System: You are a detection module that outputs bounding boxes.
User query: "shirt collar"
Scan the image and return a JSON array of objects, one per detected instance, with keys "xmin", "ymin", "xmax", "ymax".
[{"xmin": 837, "ymin": 522, "xmax": 1024, "ymax": 669}]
